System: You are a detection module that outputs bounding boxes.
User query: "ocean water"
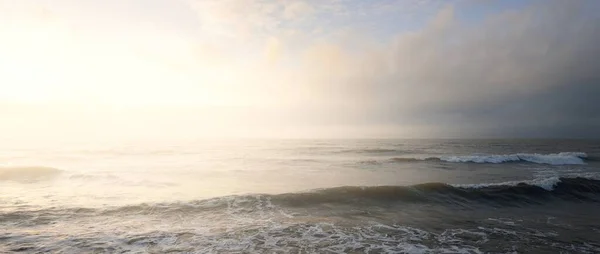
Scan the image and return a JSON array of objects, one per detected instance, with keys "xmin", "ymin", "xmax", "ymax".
[{"xmin": 1, "ymin": 139, "xmax": 600, "ymax": 253}]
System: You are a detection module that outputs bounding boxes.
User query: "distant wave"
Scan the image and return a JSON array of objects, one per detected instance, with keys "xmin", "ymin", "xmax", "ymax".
[
  {"xmin": 0, "ymin": 166, "xmax": 62, "ymax": 182},
  {"xmin": 336, "ymin": 148, "xmax": 401, "ymax": 154},
  {"xmin": 388, "ymin": 157, "xmax": 438, "ymax": 163},
  {"xmin": 388, "ymin": 152, "xmax": 588, "ymax": 165}
]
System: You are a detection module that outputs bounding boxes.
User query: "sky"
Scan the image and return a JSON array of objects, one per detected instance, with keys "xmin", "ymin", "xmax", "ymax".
[{"xmin": 0, "ymin": 0, "xmax": 599, "ymax": 140}]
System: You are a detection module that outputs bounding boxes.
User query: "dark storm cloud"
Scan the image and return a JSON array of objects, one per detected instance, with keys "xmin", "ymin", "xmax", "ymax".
[{"xmin": 296, "ymin": 0, "xmax": 600, "ymax": 138}]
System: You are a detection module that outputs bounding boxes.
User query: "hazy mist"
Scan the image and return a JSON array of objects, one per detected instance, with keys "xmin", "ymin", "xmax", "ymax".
[{"xmin": 1, "ymin": 0, "xmax": 599, "ymax": 140}]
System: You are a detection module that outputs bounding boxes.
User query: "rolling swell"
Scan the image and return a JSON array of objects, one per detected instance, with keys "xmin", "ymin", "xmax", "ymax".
[
  {"xmin": 273, "ymin": 177, "xmax": 600, "ymax": 207},
  {"xmin": 136, "ymin": 177, "xmax": 600, "ymax": 209},
  {"xmin": 5, "ymin": 177, "xmax": 599, "ymax": 222},
  {"xmin": 335, "ymin": 148, "xmax": 402, "ymax": 154}
]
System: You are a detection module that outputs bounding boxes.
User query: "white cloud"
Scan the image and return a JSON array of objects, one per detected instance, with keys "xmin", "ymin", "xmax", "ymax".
[
  {"xmin": 185, "ymin": 0, "xmax": 318, "ymax": 39},
  {"xmin": 283, "ymin": 1, "xmax": 314, "ymax": 20}
]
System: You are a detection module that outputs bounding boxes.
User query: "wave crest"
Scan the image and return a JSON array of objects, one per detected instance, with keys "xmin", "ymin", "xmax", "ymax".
[
  {"xmin": 274, "ymin": 177, "xmax": 600, "ymax": 207},
  {"xmin": 389, "ymin": 152, "xmax": 588, "ymax": 165},
  {"xmin": 5, "ymin": 177, "xmax": 600, "ymax": 220}
]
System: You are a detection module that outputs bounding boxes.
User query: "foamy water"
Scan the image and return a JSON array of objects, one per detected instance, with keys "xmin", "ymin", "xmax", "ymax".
[{"xmin": 1, "ymin": 139, "xmax": 600, "ymax": 252}]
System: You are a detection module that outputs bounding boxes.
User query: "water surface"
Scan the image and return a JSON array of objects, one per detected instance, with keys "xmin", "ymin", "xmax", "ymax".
[{"xmin": 1, "ymin": 139, "xmax": 600, "ymax": 253}]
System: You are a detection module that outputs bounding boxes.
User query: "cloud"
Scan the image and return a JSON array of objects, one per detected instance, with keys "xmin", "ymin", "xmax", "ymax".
[
  {"xmin": 377, "ymin": 1, "xmax": 599, "ymax": 113},
  {"xmin": 174, "ymin": 0, "xmax": 600, "ymax": 138},
  {"xmin": 2, "ymin": 0, "xmax": 599, "ymax": 138},
  {"xmin": 184, "ymin": 0, "xmax": 319, "ymax": 39},
  {"xmin": 185, "ymin": 0, "xmax": 279, "ymax": 38},
  {"xmin": 283, "ymin": 1, "xmax": 314, "ymax": 20},
  {"xmin": 264, "ymin": 0, "xmax": 600, "ymax": 137}
]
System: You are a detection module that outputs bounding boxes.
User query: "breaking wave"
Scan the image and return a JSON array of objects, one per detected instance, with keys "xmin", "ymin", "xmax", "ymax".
[
  {"xmin": 389, "ymin": 152, "xmax": 589, "ymax": 165},
  {"xmin": 6, "ymin": 177, "xmax": 598, "ymax": 219},
  {"xmin": 4, "ymin": 177, "xmax": 599, "ymax": 253},
  {"xmin": 271, "ymin": 177, "xmax": 600, "ymax": 207}
]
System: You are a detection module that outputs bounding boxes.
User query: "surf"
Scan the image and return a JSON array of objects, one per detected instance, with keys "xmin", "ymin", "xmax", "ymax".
[
  {"xmin": 388, "ymin": 152, "xmax": 589, "ymax": 165},
  {"xmin": 7, "ymin": 176, "xmax": 598, "ymax": 219}
]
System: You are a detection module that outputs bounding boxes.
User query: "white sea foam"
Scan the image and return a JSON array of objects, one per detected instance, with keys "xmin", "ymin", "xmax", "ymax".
[
  {"xmin": 453, "ymin": 172, "xmax": 600, "ymax": 191},
  {"xmin": 438, "ymin": 152, "xmax": 587, "ymax": 165},
  {"xmin": 453, "ymin": 177, "xmax": 562, "ymax": 191}
]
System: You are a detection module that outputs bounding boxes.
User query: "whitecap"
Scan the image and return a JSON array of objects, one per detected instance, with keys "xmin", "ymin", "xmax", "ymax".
[{"xmin": 438, "ymin": 152, "xmax": 587, "ymax": 165}]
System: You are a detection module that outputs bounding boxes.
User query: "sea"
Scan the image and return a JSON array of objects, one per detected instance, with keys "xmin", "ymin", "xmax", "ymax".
[{"xmin": 1, "ymin": 139, "xmax": 600, "ymax": 253}]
